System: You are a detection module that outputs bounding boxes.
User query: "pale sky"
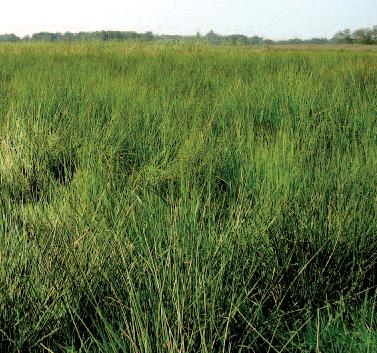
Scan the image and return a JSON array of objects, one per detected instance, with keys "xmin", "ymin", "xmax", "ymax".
[{"xmin": 0, "ymin": 0, "xmax": 376, "ymax": 40}]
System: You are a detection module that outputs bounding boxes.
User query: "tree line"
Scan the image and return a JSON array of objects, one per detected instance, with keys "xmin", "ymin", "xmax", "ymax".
[
  {"xmin": 332, "ymin": 26, "xmax": 377, "ymax": 45},
  {"xmin": 0, "ymin": 25, "xmax": 376, "ymax": 45}
]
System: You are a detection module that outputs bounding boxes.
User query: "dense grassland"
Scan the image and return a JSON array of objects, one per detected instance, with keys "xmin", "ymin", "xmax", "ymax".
[{"xmin": 0, "ymin": 43, "xmax": 376, "ymax": 352}]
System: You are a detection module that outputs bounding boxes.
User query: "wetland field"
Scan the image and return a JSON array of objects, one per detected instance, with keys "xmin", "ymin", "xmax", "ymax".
[{"xmin": 0, "ymin": 43, "xmax": 376, "ymax": 352}]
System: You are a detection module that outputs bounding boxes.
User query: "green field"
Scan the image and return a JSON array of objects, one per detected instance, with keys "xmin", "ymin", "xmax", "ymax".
[{"xmin": 0, "ymin": 43, "xmax": 376, "ymax": 352}]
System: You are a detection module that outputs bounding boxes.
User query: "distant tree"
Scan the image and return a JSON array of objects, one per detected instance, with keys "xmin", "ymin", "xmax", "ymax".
[
  {"xmin": 352, "ymin": 28, "xmax": 373, "ymax": 44},
  {"xmin": 0, "ymin": 33, "xmax": 20, "ymax": 42},
  {"xmin": 101, "ymin": 31, "xmax": 121, "ymax": 41},
  {"xmin": 205, "ymin": 30, "xmax": 221, "ymax": 44},
  {"xmin": 249, "ymin": 35, "xmax": 263, "ymax": 45},
  {"xmin": 62, "ymin": 32, "xmax": 76, "ymax": 41},
  {"xmin": 332, "ymin": 29, "xmax": 353, "ymax": 44},
  {"xmin": 229, "ymin": 34, "xmax": 248, "ymax": 45},
  {"xmin": 143, "ymin": 31, "xmax": 154, "ymax": 41},
  {"xmin": 310, "ymin": 38, "xmax": 330, "ymax": 44},
  {"xmin": 32, "ymin": 32, "xmax": 61, "ymax": 41},
  {"xmin": 263, "ymin": 39, "xmax": 275, "ymax": 45},
  {"xmin": 76, "ymin": 32, "xmax": 88, "ymax": 41},
  {"xmin": 371, "ymin": 25, "xmax": 377, "ymax": 44},
  {"xmin": 288, "ymin": 38, "xmax": 304, "ymax": 44}
]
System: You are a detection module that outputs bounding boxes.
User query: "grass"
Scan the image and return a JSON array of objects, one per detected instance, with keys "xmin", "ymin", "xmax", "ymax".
[{"xmin": 0, "ymin": 42, "xmax": 376, "ymax": 352}]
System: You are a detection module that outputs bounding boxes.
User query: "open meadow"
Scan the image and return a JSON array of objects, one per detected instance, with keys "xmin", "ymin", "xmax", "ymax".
[{"xmin": 0, "ymin": 43, "xmax": 376, "ymax": 352}]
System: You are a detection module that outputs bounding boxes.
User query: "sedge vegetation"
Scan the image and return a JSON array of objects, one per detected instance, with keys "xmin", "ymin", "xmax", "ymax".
[{"xmin": 0, "ymin": 43, "xmax": 376, "ymax": 352}]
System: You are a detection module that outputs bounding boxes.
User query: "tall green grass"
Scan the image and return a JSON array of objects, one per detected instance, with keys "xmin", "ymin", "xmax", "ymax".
[{"xmin": 0, "ymin": 42, "xmax": 376, "ymax": 352}]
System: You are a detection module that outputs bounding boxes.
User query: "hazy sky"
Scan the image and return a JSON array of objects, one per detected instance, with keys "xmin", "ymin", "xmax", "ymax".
[{"xmin": 1, "ymin": 0, "xmax": 376, "ymax": 39}]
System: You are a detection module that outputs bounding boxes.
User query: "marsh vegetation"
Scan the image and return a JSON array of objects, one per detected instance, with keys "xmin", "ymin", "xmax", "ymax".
[{"xmin": 0, "ymin": 43, "xmax": 376, "ymax": 352}]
